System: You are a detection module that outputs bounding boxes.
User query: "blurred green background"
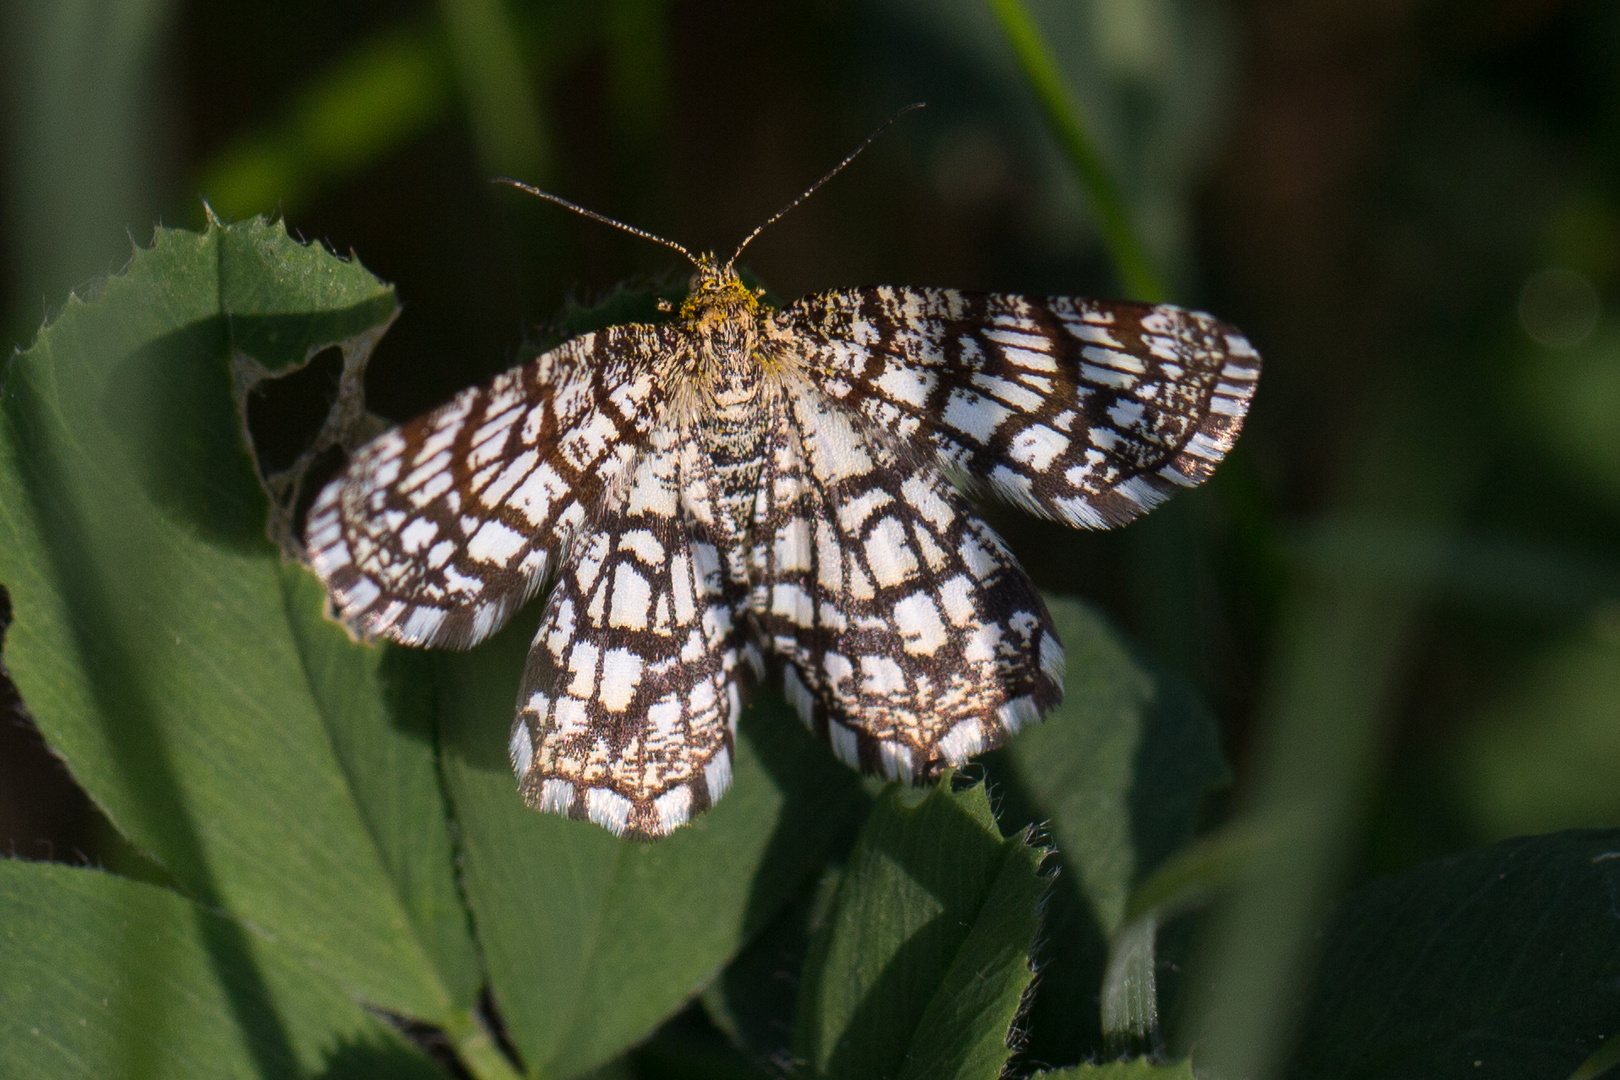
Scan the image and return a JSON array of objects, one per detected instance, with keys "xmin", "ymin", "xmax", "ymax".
[{"xmin": 3, "ymin": 0, "xmax": 1619, "ymax": 1059}]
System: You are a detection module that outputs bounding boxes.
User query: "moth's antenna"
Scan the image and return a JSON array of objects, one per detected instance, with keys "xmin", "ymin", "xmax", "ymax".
[
  {"xmin": 726, "ymin": 102, "xmax": 926, "ymax": 270},
  {"xmin": 493, "ymin": 178, "xmax": 699, "ymax": 267}
]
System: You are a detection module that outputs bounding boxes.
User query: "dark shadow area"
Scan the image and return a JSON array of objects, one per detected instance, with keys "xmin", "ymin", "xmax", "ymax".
[
  {"xmin": 630, "ymin": 1000, "xmax": 769, "ymax": 1080},
  {"xmin": 707, "ymin": 881, "xmax": 822, "ymax": 1075},
  {"xmin": 376, "ymin": 643, "xmax": 441, "ymax": 748},
  {"xmin": 312, "ymin": 1034, "xmax": 449, "ymax": 1080},
  {"xmin": 0, "ymin": 584, "xmax": 100, "ymax": 866},
  {"xmin": 731, "ymin": 687, "xmax": 870, "ymax": 940},
  {"xmin": 372, "ymin": 1012, "xmax": 475, "ymax": 1080},
  {"xmin": 291, "ymin": 441, "xmax": 351, "ymax": 544},
  {"xmin": 229, "ymin": 306, "xmax": 396, "ymax": 557},
  {"xmin": 682, "ymin": 692, "xmax": 872, "ymax": 1071},
  {"xmin": 1124, "ymin": 664, "xmax": 1230, "ymax": 886},
  {"xmin": 247, "ymin": 343, "xmax": 345, "ymax": 476},
  {"xmin": 102, "ymin": 317, "xmax": 270, "ymax": 553},
  {"xmin": 0, "ymin": 588, "xmax": 185, "ymax": 890},
  {"xmin": 1121, "ymin": 664, "xmax": 1233, "ymax": 1054},
  {"xmin": 476, "ymin": 984, "xmax": 526, "ymax": 1078},
  {"xmin": 1019, "ymin": 867, "xmax": 1111, "ymax": 1067},
  {"xmin": 378, "ymin": 991, "xmax": 524, "ymax": 1080}
]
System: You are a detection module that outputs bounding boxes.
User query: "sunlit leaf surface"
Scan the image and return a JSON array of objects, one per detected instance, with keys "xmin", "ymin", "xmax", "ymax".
[
  {"xmin": 0, "ymin": 860, "xmax": 445, "ymax": 1080},
  {"xmin": 0, "ymin": 219, "xmax": 473, "ymax": 1022}
]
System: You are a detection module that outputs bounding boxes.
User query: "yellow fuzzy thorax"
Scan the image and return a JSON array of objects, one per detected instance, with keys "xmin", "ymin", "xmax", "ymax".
[{"xmin": 678, "ymin": 257, "xmax": 764, "ymax": 329}]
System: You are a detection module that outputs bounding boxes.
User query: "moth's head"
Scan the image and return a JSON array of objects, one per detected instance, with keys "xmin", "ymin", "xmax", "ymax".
[
  {"xmin": 496, "ymin": 107, "xmax": 920, "ymax": 339},
  {"xmin": 680, "ymin": 256, "xmax": 763, "ymax": 327}
]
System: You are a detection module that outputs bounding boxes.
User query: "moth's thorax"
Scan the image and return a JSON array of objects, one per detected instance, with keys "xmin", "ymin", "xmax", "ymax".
[
  {"xmin": 672, "ymin": 258, "xmax": 780, "ymax": 549},
  {"xmin": 673, "ymin": 259, "xmax": 770, "ymax": 408}
]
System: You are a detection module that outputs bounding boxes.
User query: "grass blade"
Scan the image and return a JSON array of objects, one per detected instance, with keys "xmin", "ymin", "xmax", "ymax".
[{"xmin": 983, "ymin": 0, "xmax": 1167, "ymax": 303}]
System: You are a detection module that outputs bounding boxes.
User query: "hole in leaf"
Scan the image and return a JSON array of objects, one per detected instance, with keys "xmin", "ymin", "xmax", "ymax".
[{"xmin": 245, "ymin": 345, "xmax": 345, "ymax": 476}]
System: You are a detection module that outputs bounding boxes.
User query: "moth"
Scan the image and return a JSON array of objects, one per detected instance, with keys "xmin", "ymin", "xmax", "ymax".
[{"xmin": 304, "ymin": 122, "xmax": 1259, "ymax": 838}]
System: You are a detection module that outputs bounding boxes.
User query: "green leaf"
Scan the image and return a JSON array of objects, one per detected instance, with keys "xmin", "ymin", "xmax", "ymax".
[
  {"xmin": 0, "ymin": 218, "xmax": 475, "ymax": 1021},
  {"xmin": 999, "ymin": 596, "xmax": 1227, "ymax": 933},
  {"xmin": 434, "ymin": 608, "xmax": 870, "ymax": 1079},
  {"xmin": 985, "ymin": 596, "xmax": 1229, "ymax": 1060},
  {"xmin": 280, "ymin": 567, "xmax": 482, "ymax": 1007},
  {"xmin": 701, "ymin": 865, "xmax": 844, "ymax": 1072},
  {"xmin": 1287, "ymin": 830, "xmax": 1620, "ymax": 1079},
  {"xmin": 793, "ymin": 778, "xmax": 1046, "ymax": 1080},
  {"xmin": 0, "ymin": 860, "xmax": 444, "ymax": 1080}
]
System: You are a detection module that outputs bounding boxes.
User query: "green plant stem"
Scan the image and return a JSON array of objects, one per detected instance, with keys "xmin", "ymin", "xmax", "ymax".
[
  {"xmin": 444, "ymin": 1008, "xmax": 526, "ymax": 1080},
  {"xmin": 438, "ymin": 0, "xmax": 549, "ymax": 181},
  {"xmin": 1100, "ymin": 914, "xmax": 1160, "ymax": 1056},
  {"xmin": 1188, "ymin": 390, "xmax": 1477, "ymax": 1078},
  {"xmin": 983, "ymin": 0, "xmax": 1167, "ymax": 304}
]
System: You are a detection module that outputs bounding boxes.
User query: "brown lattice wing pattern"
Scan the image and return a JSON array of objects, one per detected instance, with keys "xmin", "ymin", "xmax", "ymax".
[
  {"xmin": 778, "ymin": 288, "xmax": 1258, "ymax": 529},
  {"xmin": 508, "ymin": 434, "xmax": 746, "ymax": 839},
  {"xmin": 744, "ymin": 382, "xmax": 1062, "ymax": 782},
  {"xmin": 306, "ymin": 325, "xmax": 674, "ymax": 650}
]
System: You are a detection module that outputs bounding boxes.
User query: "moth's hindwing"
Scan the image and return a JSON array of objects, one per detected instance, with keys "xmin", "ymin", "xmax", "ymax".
[
  {"xmin": 746, "ymin": 381, "xmax": 1062, "ymax": 780},
  {"xmin": 510, "ymin": 437, "xmax": 746, "ymax": 839}
]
